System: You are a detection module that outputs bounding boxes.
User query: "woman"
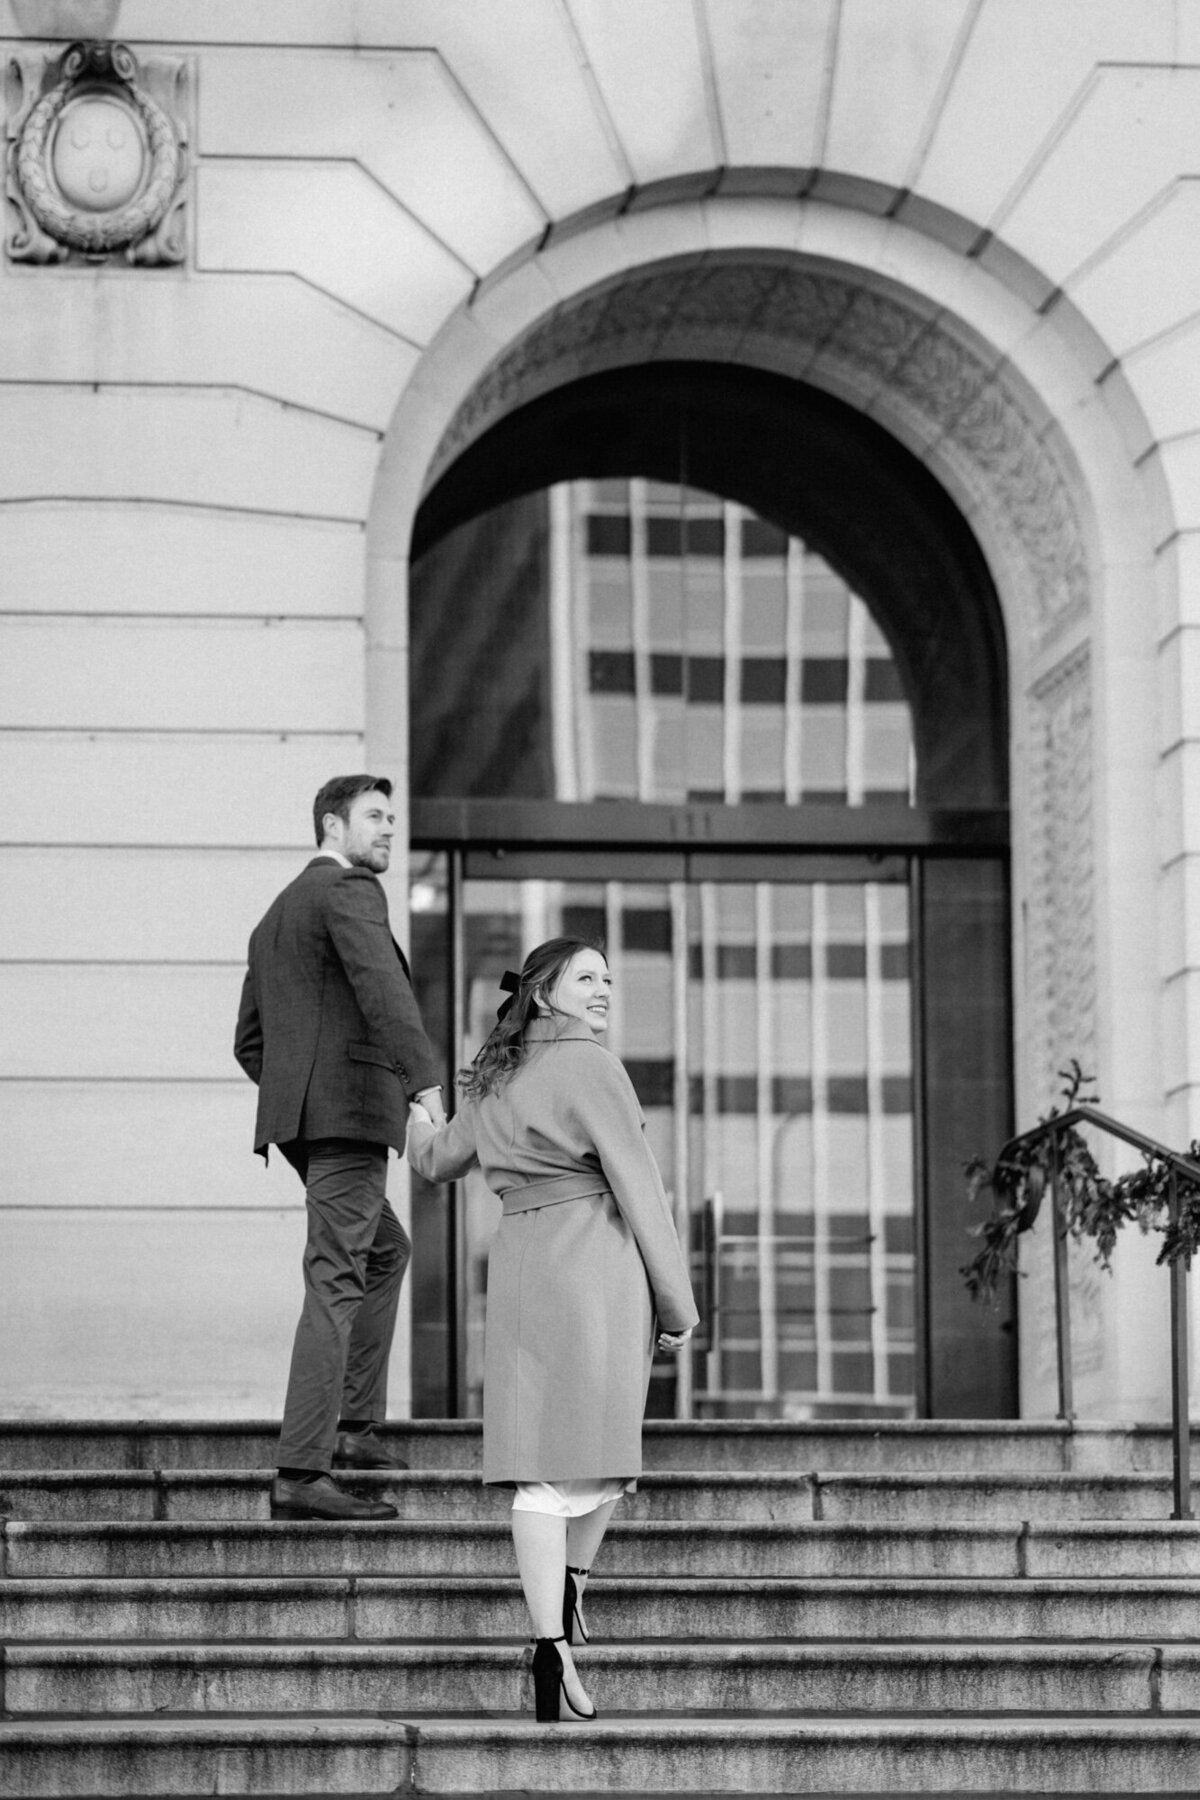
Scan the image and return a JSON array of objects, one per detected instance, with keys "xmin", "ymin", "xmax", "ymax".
[{"xmin": 407, "ymin": 937, "xmax": 698, "ymax": 1723}]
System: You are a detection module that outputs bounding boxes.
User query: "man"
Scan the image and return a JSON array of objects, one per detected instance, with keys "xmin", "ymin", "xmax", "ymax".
[{"xmin": 235, "ymin": 775, "xmax": 446, "ymax": 1520}]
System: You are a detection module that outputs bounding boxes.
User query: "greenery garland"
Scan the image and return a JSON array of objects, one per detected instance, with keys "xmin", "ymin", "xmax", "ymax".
[{"xmin": 961, "ymin": 1062, "xmax": 1200, "ymax": 1305}]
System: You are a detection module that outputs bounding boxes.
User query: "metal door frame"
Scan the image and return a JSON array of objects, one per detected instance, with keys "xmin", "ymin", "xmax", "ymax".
[{"xmin": 418, "ymin": 832, "xmax": 991, "ymax": 1420}]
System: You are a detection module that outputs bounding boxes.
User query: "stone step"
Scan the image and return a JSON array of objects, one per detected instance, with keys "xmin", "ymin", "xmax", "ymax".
[
  {"xmin": 815, "ymin": 1471, "xmax": 1195, "ymax": 1524},
  {"xmin": 0, "ymin": 1518, "xmax": 1043, "ymax": 1580},
  {"xmin": 0, "ymin": 1469, "xmax": 815, "ymax": 1525},
  {"xmin": 6, "ymin": 1574, "xmax": 1200, "ymax": 1642},
  {"xmin": 5, "ymin": 1713, "xmax": 1200, "ymax": 1795},
  {"xmin": 9, "ymin": 1516, "xmax": 1200, "ymax": 1580},
  {"xmin": 0, "ymin": 1421, "xmax": 483, "ymax": 1474},
  {"xmin": 4, "ymin": 1416, "xmax": 1196, "ymax": 1473},
  {"xmin": 293, "ymin": 1793, "xmax": 1200, "ymax": 1800},
  {"xmin": 2, "ymin": 1466, "xmax": 1193, "ymax": 1524},
  {"xmin": 7, "ymin": 1638, "xmax": 1200, "ymax": 1717}
]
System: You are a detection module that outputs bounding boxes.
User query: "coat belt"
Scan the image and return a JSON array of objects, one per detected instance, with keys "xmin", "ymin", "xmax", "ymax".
[{"xmin": 499, "ymin": 1172, "xmax": 611, "ymax": 1214}]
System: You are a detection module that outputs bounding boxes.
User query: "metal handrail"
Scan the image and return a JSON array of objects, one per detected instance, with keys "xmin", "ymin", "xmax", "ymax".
[{"xmin": 997, "ymin": 1104, "xmax": 1198, "ymax": 1520}]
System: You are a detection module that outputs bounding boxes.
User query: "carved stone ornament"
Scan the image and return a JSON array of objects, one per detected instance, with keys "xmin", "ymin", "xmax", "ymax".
[
  {"xmin": 6, "ymin": 39, "xmax": 187, "ymax": 265},
  {"xmin": 432, "ymin": 258, "xmax": 1091, "ymax": 650}
]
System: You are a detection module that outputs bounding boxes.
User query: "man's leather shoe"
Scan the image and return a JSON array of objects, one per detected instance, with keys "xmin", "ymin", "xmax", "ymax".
[
  {"xmin": 270, "ymin": 1473, "xmax": 397, "ymax": 1521},
  {"xmin": 333, "ymin": 1428, "xmax": 408, "ymax": 1471}
]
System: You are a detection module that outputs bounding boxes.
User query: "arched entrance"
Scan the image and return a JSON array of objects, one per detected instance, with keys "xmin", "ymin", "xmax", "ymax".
[
  {"xmin": 405, "ymin": 362, "xmax": 1014, "ymax": 1423},
  {"xmin": 367, "ymin": 201, "xmax": 1164, "ymax": 1423}
]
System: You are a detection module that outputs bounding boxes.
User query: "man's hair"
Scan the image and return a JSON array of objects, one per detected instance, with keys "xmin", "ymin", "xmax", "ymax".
[{"xmin": 312, "ymin": 774, "xmax": 392, "ymax": 846}]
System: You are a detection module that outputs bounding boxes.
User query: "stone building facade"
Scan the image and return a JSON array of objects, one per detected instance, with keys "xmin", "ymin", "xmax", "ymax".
[{"xmin": 2, "ymin": 0, "xmax": 1197, "ymax": 1424}]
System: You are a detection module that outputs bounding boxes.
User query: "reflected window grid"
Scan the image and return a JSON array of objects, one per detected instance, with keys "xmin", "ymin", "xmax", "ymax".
[
  {"xmin": 567, "ymin": 478, "xmax": 915, "ymax": 808},
  {"xmin": 687, "ymin": 879, "xmax": 915, "ymax": 1418}
]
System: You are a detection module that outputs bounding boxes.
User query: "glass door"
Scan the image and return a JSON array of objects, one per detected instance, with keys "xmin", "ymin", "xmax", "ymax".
[{"xmin": 408, "ymin": 851, "xmax": 917, "ymax": 1421}]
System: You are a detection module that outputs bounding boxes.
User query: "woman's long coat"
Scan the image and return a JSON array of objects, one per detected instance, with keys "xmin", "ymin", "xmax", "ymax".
[{"xmin": 407, "ymin": 1018, "xmax": 699, "ymax": 1485}]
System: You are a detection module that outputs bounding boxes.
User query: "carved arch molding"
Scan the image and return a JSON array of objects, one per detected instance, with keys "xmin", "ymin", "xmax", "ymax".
[
  {"xmin": 425, "ymin": 253, "xmax": 1096, "ymax": 1105},
  {"xmin": 431, "ymin": 258, "xmax": 1090, "ymax": 657}
]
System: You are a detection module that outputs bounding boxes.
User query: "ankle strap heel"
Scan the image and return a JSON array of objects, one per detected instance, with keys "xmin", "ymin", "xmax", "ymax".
[
  {"xmin": 562, "ymin": 1566, "xmax": 591, "ymax": 1646},
  {"xmin": 532, "ymin": 1634, "xmax": 597, "ymax": 1723}
]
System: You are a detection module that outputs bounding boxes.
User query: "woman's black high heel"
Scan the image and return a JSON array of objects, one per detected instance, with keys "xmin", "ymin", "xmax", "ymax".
[
  {"xmin": 562, "ymin": 1563, "xmax": 590, "ymax": 1645},
  {"xmin": 532, "ymin": 1634, "xmax": 597, "ymax": 1722}
]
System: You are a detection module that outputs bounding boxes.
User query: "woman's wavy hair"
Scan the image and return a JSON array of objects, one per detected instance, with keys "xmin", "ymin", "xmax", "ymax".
[{"xmin": 458, "ymin": 935, "xmax": 607, "ymax": 1099}]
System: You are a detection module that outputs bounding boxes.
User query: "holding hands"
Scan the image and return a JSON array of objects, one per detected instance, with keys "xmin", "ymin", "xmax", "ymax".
[{"xmin": 412, "ymin": 1087, "xmax": 445, "ymax": 1127}]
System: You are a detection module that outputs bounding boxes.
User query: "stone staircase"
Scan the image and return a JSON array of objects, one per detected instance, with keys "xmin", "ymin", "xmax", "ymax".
[{"xmin": 3, "ymin": 1418, "xmax": 1200, "ymax": 1794}]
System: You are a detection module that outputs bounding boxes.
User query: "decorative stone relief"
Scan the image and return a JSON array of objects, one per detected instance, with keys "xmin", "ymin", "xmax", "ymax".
[
  {"xmin": 889, "ymin": 317, "xmax": 989, "ymax": 428},
  {"xmin": 1020, "ymin": 646, "xmax": 1105, "ymax": 1404},
  {"xmin": 6, "ymin": 39, "xmax": 187, "ymax": 265},
  {"xmin": 1026, "ymin": 646, "xmax": 1097, "ymax": 1095},
  {"xmin": 429, "ymin": 258, "xmax": 1090, "ymax": 652},
  {"xmin": 734, "ymin": 265, "xmax": 853, "ymax": 357},
  {"xmin": 824, "ymin": 287, "xmax": 929, "ymax": 387}
]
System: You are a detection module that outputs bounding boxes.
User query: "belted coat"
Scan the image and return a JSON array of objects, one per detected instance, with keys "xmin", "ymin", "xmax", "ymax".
[
  {"xmin": 234, "ymin": 856, "xmax": 438, "ymax": 1158},
  {"xmin": 407, "ymin": 1018, "xmax": 699, "ymax": 1484}
]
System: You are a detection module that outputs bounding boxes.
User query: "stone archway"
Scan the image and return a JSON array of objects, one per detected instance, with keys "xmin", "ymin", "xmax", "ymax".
[
  {"xmin": 370, "ymin": 198, "xmax": 1166, "ymax": 1417},
  {"xmin": 376, "ymin": 232, "xmax": 1125, "ymax": 1101}
]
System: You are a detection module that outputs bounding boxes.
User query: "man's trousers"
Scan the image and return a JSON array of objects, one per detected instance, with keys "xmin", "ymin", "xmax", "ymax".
[{"xmin": 276, "ymin": 1138, "xmax": 411, "ymax": 1472}]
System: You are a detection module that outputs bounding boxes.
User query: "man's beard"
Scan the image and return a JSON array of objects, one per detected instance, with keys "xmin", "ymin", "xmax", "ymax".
[{"xmin": 348, "ymin": 846, "xmax": 390, "ymax": 872}]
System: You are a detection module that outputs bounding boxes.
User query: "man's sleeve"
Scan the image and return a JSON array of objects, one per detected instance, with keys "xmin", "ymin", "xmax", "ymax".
[
  {"xmin": 324, "ymin": 870, "xmax": 440, "ymax": 1096},
  {"xmin": 234, "ymin": 965, "xmax": 263, "ymax": 1084}
]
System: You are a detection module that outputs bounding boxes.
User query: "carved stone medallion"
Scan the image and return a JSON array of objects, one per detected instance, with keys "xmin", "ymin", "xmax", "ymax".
[{"xmin": 6, "ymin": 39, "xmax": 187, "ymax": 265}]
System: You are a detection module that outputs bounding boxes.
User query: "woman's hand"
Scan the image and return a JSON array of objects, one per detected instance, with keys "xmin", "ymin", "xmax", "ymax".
[
  {"xmin": 657, "ymin": 1326, "xmax": 694, "ymax": 1353},
  {"xmin": 413, "ymin": 1086, "xmax": 446, "ymax": 1126},
  {"xmin": 407, "ymin": 1101, "xmax": 434, "ymax": 1126}
]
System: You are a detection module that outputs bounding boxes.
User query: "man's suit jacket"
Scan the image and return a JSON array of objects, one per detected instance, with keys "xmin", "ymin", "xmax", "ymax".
[{"xmin": 234, "ymin": 856, "xmax": 439, "ymax": 1157}]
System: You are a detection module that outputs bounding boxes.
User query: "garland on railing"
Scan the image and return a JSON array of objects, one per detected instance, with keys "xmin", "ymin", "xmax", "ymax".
[{"xmin": 961, "ymin": 1062, "xmax": 1200, "ymax": 1305}]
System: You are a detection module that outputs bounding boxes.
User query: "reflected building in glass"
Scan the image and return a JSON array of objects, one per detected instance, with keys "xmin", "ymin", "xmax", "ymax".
[
  {"xmin": 408, "ymin": 479, "xmax": 927, "ymax": 1421},
  {"xmin": 411, "ymin": 478, "xmax": 915, "ymax": 810}
]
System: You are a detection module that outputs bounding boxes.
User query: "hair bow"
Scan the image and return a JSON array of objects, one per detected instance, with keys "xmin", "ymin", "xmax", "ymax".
[{"xmin": 496, "ymin": 968, "xmax": 522, "ymax": 1023}]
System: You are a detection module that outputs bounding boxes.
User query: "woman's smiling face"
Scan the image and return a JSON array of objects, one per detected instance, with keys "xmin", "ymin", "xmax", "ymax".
[{"xmin": 541, "ymin": 947, "xmax": 612, "ymax": 1034}]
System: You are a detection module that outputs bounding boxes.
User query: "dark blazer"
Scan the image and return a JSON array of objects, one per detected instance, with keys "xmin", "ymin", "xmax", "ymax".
[{"xmin": 234, "ymin": 856, "xmax": 439, "ymax": 1157}]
